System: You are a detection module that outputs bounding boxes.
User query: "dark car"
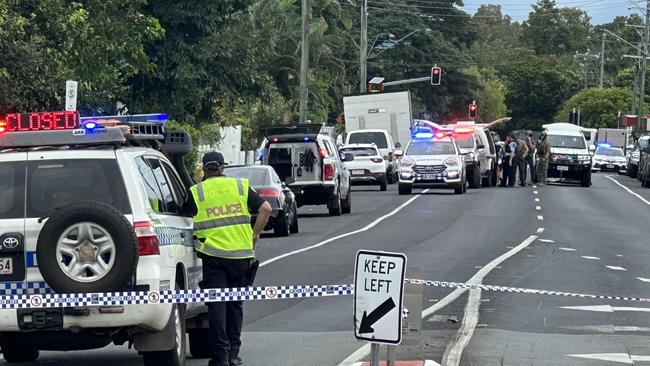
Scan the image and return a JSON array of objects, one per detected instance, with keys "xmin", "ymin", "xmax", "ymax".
[{"xmin": 224, "ymin": 165, "xmax": 298, "ymax": 236}]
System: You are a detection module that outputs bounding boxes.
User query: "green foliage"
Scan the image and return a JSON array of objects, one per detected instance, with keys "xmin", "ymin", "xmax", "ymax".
[
  {"xmin": 555, "ymin": 88, "xmax": 632, "ymax": 128},
  {"xmin": 521, "ymin": 0, "xmax": 590, "ymax": 56},
  {"xmin": 465, "ymin": 67, "xmax": 507, "ymax": 123}
]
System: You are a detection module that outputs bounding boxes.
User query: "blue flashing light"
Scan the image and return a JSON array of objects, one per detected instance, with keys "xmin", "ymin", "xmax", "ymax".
[
  {"xmin": 598, "ymin": 142, "xmax": 611, "ymax": 148},
  {"xmin": 415, "ymin": 132, "xmax": 434, "ymax": 139},
  {"xmin": 83, "ymin": 121, "xmax": 98, "ymax": 130},
  {"xmin": 304, "ymin": 136, "xmax": 310, "ymax": 142},
  {"xmin": 80, "ymin": 113, "xmax": 169, "ymax": 124}
]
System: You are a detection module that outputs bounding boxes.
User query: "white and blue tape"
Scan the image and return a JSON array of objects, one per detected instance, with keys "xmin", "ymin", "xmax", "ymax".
[{"xmin": 0, "ymin": 279, "xmax": 647, "ymax": 309}]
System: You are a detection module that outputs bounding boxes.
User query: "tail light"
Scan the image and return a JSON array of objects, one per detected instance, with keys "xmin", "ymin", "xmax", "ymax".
[
  {"xmin": 134, "ymin": 221, "xmax": 160, "ymax": 256},
  {"xmin": 324, "ymin": 163, "xmax": 335, "ymax": 180},
  {"xmin": 258, "ymin": 187, "xmax": 281, "ymax": 198},
  {"xmin": 0, "ymin": 120, "xmax": 5, "ymax": 133},
  {"xmin": 371, "ymin": 158, "xmax": 383, "ymax": 163},
  {"xmin": 319, "ymin": 148, "xmax": 328, "ymax": 159}
]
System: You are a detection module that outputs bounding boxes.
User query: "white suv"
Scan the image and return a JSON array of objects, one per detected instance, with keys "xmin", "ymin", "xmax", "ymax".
[{"xmin": 0, "ymin": 112, "xmax": 208, "ymax": 365}]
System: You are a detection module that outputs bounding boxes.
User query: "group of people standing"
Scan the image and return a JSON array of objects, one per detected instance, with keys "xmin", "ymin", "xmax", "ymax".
[{"xmin": 499, "ymin": 131, "xmax": 551, "ymax": 187}]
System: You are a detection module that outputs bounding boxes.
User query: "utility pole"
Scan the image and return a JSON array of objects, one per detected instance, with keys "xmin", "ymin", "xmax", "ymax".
[
  {"xmin": 637, "ymin": 0, "xmax": 650, "ymax": 129},
  {"xmin": 359, "ymin": 0, "xmax": 368, "ymax": 93},
  {"xmin": 600, "ymin": 33, "xmax": 606, "ymax": 88},
  {"xmin": 298, "ymin": 0, "xmax": 309, "ymax": 123}
]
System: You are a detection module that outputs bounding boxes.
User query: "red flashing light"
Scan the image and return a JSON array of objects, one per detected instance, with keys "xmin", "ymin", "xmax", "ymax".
[
  {"xmin": 435, "ymin": 132, "xmax": 446, "ymax": 138},
  {"xmin": 455, "ymin": 127, "xmax": 474, "ymax": 134},
  {"xmin": 3, "ymin": 111, "xmax": 78, "ymax": 132},
  {"xmin": 134, "ymin": 221, "xmax": 160, "ymax": 256},
  {"xmin": 324, "ymin": 163, "xmax": 334, "ymax": 180},
  {"xmin": 258, "ymin": 187, "xmax": 281, "ymax": 198}
]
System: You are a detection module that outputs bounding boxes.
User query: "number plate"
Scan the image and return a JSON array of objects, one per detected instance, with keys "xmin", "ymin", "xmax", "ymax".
[
  {"xmin": 606, "ymin": 164, "xmax": 615, "ymax": 168},
  {"xmin": 421, "ymin": 174, "xmax": 438, "ymax": 180},
  {"xmin": 557, "ymin": 165, "xmax": 569, "ymax": 171},
  {"xmin": 0, "ymin": 258, "xmax": 13, "ymax": 275},
  {"xmin": 352, "ymin": 170, "xmax": 365, "ymax": 175}
]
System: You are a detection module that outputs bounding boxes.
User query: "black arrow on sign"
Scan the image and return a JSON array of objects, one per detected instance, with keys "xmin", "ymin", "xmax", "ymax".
[{"xmin": 359, "ymin": 297, "xmax": 396, "ymax": 334}]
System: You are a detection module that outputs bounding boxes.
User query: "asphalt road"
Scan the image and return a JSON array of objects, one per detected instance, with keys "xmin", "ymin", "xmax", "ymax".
[{"xmin": 10, "ymin": 173, "xmax": 650, "ymax": 366}]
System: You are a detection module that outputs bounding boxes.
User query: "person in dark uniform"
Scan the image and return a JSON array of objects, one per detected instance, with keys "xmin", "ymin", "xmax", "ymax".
[
  {"xmin": 185, "ymin": 152, "xmax": 272, "ymax": 366},
  {"xmin": 500, "ymin": 133, "xmax": 516, "ymax": 187}
]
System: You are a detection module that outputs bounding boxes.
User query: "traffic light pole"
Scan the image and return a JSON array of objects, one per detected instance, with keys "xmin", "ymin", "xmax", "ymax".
[
  {"xmin": 637, "ymin": 0, "xmax": 650, "ymax": 129},
  {"xmin": 600, "ymin": 33, "xmax": 606, "ymax": 88}
]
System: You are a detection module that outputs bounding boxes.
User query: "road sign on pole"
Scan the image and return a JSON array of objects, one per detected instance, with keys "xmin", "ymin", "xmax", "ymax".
[
  {"xmin": 65, "ymin": 80, "xmax": 78, "ymax": 112},
  {"xmin": 354, "ymin": 250, "xmax": 406, "ymax": 345}
]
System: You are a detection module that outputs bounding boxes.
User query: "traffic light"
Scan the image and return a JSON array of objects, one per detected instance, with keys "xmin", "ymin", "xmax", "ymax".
[
  {"xmin": 431, "ymin": 67, "xmax": 441, "ymax": 85},
  {"xmin": 469, "ymin": 103, "xmax": 478, "ymax": 118}
]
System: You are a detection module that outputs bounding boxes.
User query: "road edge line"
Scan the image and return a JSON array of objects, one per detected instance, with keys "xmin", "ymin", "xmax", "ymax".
[
  {"xmin": 606, "ymin": 176, "xmax": 650, "ymax": 206},
  {"xmin": 261, "ymin": 189, "xmax": 429, "ymax": 267}
]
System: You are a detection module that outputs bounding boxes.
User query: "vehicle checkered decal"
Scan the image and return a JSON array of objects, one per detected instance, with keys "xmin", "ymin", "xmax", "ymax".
[{"xmin": 0, "ymin": 281, "xmax": 51, "ymax": 295}]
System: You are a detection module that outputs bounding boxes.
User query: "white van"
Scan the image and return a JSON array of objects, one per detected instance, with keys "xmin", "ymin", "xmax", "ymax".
[{"xmin": 542, "ymin": 123, "xmax": 594, "ymax": 187}]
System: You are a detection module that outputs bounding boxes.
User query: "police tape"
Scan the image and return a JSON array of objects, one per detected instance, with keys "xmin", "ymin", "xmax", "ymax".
[
  {"xmin": 405, "ymin": 279, "xmax": 650, "ymax": 303},
  {"xmin": 0, "ymin": 279, "xmax": 649, "ymax": 309},
  {"xmin": 0, "ymin": 284, "xmax": 354, "ymax": 309}
]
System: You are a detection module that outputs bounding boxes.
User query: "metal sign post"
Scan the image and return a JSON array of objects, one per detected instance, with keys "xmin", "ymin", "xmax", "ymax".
[{"xmin": 65, "ymin": 80, "xmax": 78, "ymax": 112}]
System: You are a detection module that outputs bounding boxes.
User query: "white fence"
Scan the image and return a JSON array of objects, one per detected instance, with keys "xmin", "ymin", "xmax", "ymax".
[{"xmin": 196, "ymin": 125, "xmax": 255, "ymax": 166}]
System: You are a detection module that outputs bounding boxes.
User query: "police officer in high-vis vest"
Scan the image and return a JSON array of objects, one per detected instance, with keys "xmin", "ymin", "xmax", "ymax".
[{"xmin": 185, "ymin": 152, "xmax": 271, "ymax": 366}]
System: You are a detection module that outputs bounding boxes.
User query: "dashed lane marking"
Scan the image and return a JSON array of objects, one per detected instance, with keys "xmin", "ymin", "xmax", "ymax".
[
  {"xmin": 536, "ymin": 228, "xmax": 544, "ymax": 233},
  {"xmin": 537, "ymin": 215, "xmax": 544, "ymax": 221},
  {"xmin": 535, "ymin": 198, "xmax": 540, "ymax": 202},
  {"xmin": 581, "ymin": 256, "xmax": 600, "ymax": 260},
  {"xmin": 538, "ymin": 239, "xmax": 555, "ymax": 243},
  {"xmin": 637, "ymin": 277, "xmax": 650, "ymax": 283},
  {"xmin": 559, "ymin": 247, "xmax": 577, "ymax": 251},
  {"xmin": 535, "ymin": 206, "xmax": 541, "ymax": 210},
  {"xmin": 534, "ymin": 191, "xmax": 539, "ymax": 195},
  {"xmin": 606, "ymin": 266, "xmax": 627, "ymax": 271}
]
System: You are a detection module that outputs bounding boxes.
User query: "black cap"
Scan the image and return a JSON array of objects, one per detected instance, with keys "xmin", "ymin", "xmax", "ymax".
[{"xmin": 202, "ymin": 152, "xmax": 226, "ymax": 170}]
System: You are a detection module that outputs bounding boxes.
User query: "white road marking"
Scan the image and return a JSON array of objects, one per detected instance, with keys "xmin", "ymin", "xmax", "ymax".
[
  {"xmin": 567, "ymin": 353, "xmax": 634, "ymax": 364},
  {"xmin": 261, "ymin": 190, "xmax": 429, "ymax": 268},
  {"xmin": 338, "ymin": 235, "xmax": 539, "ymax": 366},
  {"xmin": 558, "ymin": 325, "xmax": 650, "ymax": 333},
  {"xmin": 536, "ymin": 228, "xmax": 544, "ymax": 233},
  {"xmin": 537, "ymin": 215, "xmax": 544, "ymax": 221},
  {"xmin": 606, "ymin": 265, "xmax": 627, "ymax": 271},
  {"xmin": 534, "ymin": 198, "xmax": 540, "ymax": 202},
  {"xmin": 581, "ymin": 256, "xmax": 600, "ymax": 260},
  {"xmin": 533, "ymin": 185, "xmax": 537, "ymax": 188},
  {"xmin": 606, "ymin": 176, "xmax": 650, "ymax": 206},
  {"xmin": 561, "ymin": 305, "xmax": 650, "ymax": 313},
  {"xmin": 441, "ymin": 288, "xmax": 482, "ymax": 366},
  {"xmin": 632, "ymin": 355, "xmax": 650, "ymax": 362},
  {"xmin": 558, "ymin": 247, "xmax": 576, "ymax": 251},
  {"xmin": 535, "ymin": 206, "xmax": 541, "ymax": 210},
  {"xmin": 538, "ymin": 239, "xmax": 555, "ymax": 243},
  {"xmin": 534, "ymin": 190, "xmax": 539, "ymax": 194},
  {"xmin": 617, "ymin": 254, "xmax": 624, "ymax": 257},
  {"xmin": 637, "ymin": 277, "xmax": 650, "ymax": 283}
]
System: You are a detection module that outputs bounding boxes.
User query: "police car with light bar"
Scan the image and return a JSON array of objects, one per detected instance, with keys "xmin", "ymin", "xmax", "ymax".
[
  {"xmin": 396, "ymin": 123, "xmax": 467, "ymax": 195},
  {"xmin": 0, "ymin": 111, "xmax": 210, "ymax": 364}
]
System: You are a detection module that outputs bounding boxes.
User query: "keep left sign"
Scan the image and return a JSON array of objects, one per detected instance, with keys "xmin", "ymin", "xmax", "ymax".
[{"xmin": 354, "ymin": 250, "xmax": 406, "ymax": 344}]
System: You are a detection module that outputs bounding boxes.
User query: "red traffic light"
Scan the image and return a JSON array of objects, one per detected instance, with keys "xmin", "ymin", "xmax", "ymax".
[
  {"xmin": 431, "ymin": 67, "xmax": 442, "ymax": 85},
  {"xmin": 469, "ymin": 103, "xmax": 478, "ymax": 118}
]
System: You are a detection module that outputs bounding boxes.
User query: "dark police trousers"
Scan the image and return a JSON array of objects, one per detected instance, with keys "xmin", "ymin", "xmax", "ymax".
[
  {"xmin": 512, "ymin": 157, "xmax": 526, "ymax": 186},
  {"xmin": 200, "ymin": 255, "xmax": 250, "ymax": 362}
]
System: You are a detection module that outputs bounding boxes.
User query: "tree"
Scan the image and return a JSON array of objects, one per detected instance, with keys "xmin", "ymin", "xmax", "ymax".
[
  {"xmin": 555, "ymin": 88, "xmax": 632, "ymax": 128},
  {"xmin": 505, "ymin": 57, "xmax": 581, "ymax": 130},
  {"xmin": 465, "ymin": 67, "xmax": 508, "ymax": 123},
  {"xmin": 473, "ymin": 4, "xmax": 521, "ymax": 47},
  {"xmin": 521, "ymin": 0, "xmax": 590, "ymax": 56}
]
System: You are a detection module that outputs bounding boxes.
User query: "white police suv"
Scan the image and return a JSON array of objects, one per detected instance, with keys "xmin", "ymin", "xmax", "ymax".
[
  {"xmin": 0, "ymin": 111, "xmax": 209, "ymax": 365},
  {"xmin": 397, "ymin": 123, "xmax": 467, "ymax": 195}
]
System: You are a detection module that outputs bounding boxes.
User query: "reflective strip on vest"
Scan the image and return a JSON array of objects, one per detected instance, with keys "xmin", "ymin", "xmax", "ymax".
[
  {"xmin": 193, "ymin": 215, "xmax": 250, "ymax": 231},
  {"xmin": 197, "ymin": 182, "xmax": 205, "ymax": 202},
  {"xmin": 236, "ymin": 179, "xmax": 244, "ymax": 196},
  {"xmin": 198, "ymin": 246, "xmax": 255, "ymax": 259}
]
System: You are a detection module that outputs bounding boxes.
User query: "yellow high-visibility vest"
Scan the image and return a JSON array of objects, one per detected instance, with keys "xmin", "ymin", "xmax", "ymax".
[{"xmin": 190, "ymin": 177, "xmax": 254, "ymax": 259}]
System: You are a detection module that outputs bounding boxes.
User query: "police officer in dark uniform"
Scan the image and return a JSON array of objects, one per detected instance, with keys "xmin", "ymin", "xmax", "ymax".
[{"xmin": 185, "ymin": 152, "xmax": 272, "ymax": 366}]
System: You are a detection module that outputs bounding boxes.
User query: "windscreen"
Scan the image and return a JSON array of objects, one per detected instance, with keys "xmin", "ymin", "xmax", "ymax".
[
  {"xmin": 596, "ymin": 148, "xmax": 624, "ymax": 157},
  {"xmin": 348, "ymin": 132, "xmax": 388, "ymax": 149},
  {"xmin": 27, "ymin": 159, "xmax": 131, "ymax": 217},
  {"xmin": 406, "ymin": 140, "xmax": 456, "ymax": 155},
  {"xmin": 547, "ymin": 135, "xmax": 586, "ymax": 149},
  {"xmin": 340, "ymin": 147, "xmax": 378, "ymax": 157},
  {"xmin": 225, "ymin": 167, "xmax": 271, "ymax": 187}
]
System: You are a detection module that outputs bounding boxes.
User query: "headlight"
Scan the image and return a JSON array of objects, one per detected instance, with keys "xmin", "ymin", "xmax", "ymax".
[
  {"xmin": 399, "ymin": 156, "xmax": 415, "ymax": 168},
  {"xmin": 443, "ymin": 156, "xmax": 459, "ymax": 165},
  {"xmin": 446, "ymin": 170, "xmax": 460, "ymax": 177}
]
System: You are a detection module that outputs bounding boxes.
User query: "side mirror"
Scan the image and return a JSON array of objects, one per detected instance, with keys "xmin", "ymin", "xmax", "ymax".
[
  {"xmin": 589, "ymin": 144, "xmax": 596, "ymax": 152},
  {"xmin": 395, "ymin": 142, "xmax": 402, "ymax": 149},
  {"xmin": 285, "ymin": 177, "xmax": 296, "ymax": 185},
  {"xmin": 343, "ymin": 153, "xmax": 355, "ymax": 162},
  {"xmin": 395, "ymin": 150, "xmax": 403, "ymax": 157}
]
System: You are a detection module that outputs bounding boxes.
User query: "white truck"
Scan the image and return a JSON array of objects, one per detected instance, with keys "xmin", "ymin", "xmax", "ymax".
[
  {"xmin": 342, "ymin": 91, "xmax": 413, "ymax": 150},
  {"xmin": 597, "ymin": 128, "xmax": 630, "ymax": 149}
]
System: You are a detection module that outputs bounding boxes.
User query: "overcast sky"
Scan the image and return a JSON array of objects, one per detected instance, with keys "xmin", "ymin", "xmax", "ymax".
[{"xmin": 462, "ymin": 1, "xmax": 636, "ymax": 25}]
